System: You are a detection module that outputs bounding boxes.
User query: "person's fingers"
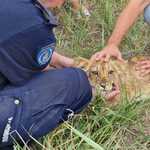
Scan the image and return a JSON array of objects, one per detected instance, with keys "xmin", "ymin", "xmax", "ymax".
[
  {"xmin": 90, "ymin": 53, "xmax": 105, "ymax": 61},
  {"xmin": 105, "ymin": 82, "xmax": 120, "ymax": 101},
  {"xmin": 136, "ymin": 65, "xmax": 145, "ymax": 70},
  {"xmin": 113, "ymin": 82, "xmax": 119, "ymax": 89},
  {"xmin": 95, "ymin": 53, "xmax": 109, "ymax": 61},
  {"xmin": 42, "ymin": 65, "xmax": 49, "ymax": 72},
  {"xmin": 140, "ymin": 69, "xmax": 150, "ymax": 77},
  {"xmin": 117, "ymin": 55, "xmax": 125, "ymax": 62},
  {"xmin": 105, "ymin": 90, "xmax": 120, "ymax": 101},
  {"xmin": 136, "ymin": 64, "xmax": 150, "ymax": 70},
  {"xmin": 90, "ymin": 53, "xmax": 98, "ymax": 61},
  {"xmin": 103, "ymin": 55, "xmax": 111, "ymax": 62},
  {"xmin": 91, "ymin": 52, "xmax": 124, "ymax": 62},
  {"xmin": 91, "ymin": 52, "xmax": 111, "ymax": 62},
  {"xmin": 92, "ymin": 87, "xmax": 95, "ymax": 97},
  {"xmin": 137, "ymin": 60, "xmax": 149, "ymax": 64}
]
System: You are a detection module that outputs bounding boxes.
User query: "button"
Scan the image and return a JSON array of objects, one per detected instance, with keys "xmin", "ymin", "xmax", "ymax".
[{"xmin": 14, "ymin": 100, "xmax": 20, "ymax": 105}]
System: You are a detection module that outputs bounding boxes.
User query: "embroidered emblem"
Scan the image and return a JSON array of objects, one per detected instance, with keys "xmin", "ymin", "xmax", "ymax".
[{"xmin": 36, "ymin": 41, "xmax": 56, "ymax": 65}]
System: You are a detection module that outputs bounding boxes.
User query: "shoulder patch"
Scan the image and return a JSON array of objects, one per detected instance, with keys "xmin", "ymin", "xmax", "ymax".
[{"xmin": 36, "ymin": 41, "xmax": 56, "ymax": 66}]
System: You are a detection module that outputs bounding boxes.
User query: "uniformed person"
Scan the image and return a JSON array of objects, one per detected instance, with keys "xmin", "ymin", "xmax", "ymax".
[{"xmin": 0, "ymin": 0, "xmax": 92, "ymax": 149}]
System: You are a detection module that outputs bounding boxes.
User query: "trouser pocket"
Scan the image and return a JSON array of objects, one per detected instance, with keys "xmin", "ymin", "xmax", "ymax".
[{"xmin": 0, "ymin": 95, "xmax": 22, "ymax": 147}]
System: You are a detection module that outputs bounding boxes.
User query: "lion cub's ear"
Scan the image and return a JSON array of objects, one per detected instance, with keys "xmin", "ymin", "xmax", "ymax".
[
  {"xmin": 112, "ymin": 60, "xmax": 126, "ymax": 74},
  {"xmin": 73, "ymin": 57, "xmax": 90, "ymax": 71}
]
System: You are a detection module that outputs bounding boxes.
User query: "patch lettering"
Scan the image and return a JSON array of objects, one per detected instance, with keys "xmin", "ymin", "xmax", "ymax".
[{"xmin": 2, "ymin": 117, "xmax": 13, "ymax": 143}]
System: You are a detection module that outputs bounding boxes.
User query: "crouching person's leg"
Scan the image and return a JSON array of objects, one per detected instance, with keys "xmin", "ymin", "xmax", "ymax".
[
  {"xmin": 59, "ymin": 68, "xmax": 92, "ymax": 122},
  {"xmin": 144, "ymin": 5, "xmax": 150, "ymax": 26},
  {"xmin": 0, "ymin": 68, "xmax": 92, "ymax": 149}
]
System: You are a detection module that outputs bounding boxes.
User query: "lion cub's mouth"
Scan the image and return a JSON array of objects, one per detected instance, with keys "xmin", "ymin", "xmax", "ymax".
[
  {"xmin": 93, "ymin": 83, "xmax": 116, "ymax": 95},
  {"xmin": 110, "ymin": 84, "xmax": 117, "ymax": 92}
]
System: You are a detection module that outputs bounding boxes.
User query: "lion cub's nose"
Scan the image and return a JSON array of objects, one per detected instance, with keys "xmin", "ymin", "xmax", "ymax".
[{"xmin": 100, "ymin": 83, "xmax": 106, "ymax": 89}]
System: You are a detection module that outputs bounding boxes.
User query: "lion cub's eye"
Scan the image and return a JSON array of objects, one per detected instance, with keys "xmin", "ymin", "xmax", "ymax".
[
  {"xmin": 90, "ymin": 71, "xmax": 99, "ymax": 77},
  {"xmin": 108, "ymin": 70, "xmax": 114, "ymax": 76}
]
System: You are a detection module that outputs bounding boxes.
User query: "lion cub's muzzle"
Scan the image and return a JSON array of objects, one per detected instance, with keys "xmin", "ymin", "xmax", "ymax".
[{"xmin": 95, "ymin": 82, "xmax": 116, "ymax": 95}]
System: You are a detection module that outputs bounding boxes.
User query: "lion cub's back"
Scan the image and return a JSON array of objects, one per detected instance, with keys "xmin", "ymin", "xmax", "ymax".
[
  {"xmin": 129, "ymin": 56, "xmax": 149, "ymax": 63},
  {"xmin": 127, "ymin": 56, "xmax": 150, "ymax": 92}
]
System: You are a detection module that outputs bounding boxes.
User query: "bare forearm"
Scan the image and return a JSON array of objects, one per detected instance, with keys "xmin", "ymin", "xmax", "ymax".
[
  {"xmin": 49, "ymin": 52, "xmax": 73, "ymax": 68},
  {"xmin": 49, "ymin": 52, "xmax": 63, "ymax": 68},
  {"xmin": 90, "ymin": 0, "xmax": 150, "ymax": 62},
  {"xmin": 108, "ymin": 0, "xmax": 150, "ymax": 47}
]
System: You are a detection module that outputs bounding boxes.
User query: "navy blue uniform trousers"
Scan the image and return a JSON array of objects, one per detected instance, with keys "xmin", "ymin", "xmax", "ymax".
[{"xmin": 0, "ymin": 68, "xmax": 92, "ymax": 149}]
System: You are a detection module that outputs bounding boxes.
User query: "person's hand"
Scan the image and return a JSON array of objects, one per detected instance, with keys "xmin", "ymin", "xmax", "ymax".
[
  {"xmin": 105, "ymin": 82, "xmax": 120, "ymax": 101},
  {"xmin": 49, "ymin": 52, "xmax": 74, "ymax": 68},
  {"xmin": 136, "ymin": 59, "xmax": 150, "ymax": 78},
  {"xmin": 90, "ymin": 43, "xmax": 124, "ymax": 62}
]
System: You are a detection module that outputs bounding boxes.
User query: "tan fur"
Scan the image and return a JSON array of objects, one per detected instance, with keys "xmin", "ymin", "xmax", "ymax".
[{"xmin": 73, "ymin": 56, "xmax": 150, "ymax": 108}]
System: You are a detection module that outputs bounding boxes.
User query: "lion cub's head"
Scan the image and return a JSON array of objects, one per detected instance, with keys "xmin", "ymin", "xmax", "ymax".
[{"xmin": 73, "ymin": 57, "xmax": 124, "ymax": 95}]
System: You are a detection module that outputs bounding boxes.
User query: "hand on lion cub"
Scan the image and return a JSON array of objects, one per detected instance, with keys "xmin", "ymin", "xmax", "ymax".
[{"xmin": 73, "ymin": 56, "xmax": 150, "ymax": 109}]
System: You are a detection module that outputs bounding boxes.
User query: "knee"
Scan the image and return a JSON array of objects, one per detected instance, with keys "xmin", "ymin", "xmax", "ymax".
[
  {"xmin": 65, "ymin": 68, "xmax": 92, "ymax": 115},
  {"xmin": 73, "ymin": 68, "xmax": 92, "ymax": 98},
  {"xmin": 144, "ymin": 5, "xmax": 150, "ymax": 26}
]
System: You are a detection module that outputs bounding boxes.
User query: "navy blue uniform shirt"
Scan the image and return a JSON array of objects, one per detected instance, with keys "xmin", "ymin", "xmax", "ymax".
[{"xmin": 0, "ymin": 0, "xmax": 57, "ymax": 86}]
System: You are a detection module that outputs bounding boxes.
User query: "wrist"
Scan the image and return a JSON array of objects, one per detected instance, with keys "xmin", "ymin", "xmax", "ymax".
[
  {"xmin": 49, "ymin": 52, "xmax": 60, "ymax": 68},
  {"xmin": 106, "ymin": 41, "xmax": 119, "ymax": 48},
  {"xmin": 107, "ymin": 38, "xmax": 121, "ymax": 48}
]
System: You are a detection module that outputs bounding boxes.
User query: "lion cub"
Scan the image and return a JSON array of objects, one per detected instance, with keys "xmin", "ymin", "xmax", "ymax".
[{"xmin": 73, "ymin": 56, "xmax": 150, "ymax": 108}]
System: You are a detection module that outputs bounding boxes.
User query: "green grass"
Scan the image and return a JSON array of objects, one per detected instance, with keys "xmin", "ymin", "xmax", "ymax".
[
  {"xmin": 30, "ymin": 98, "xmax": 150, "ymax": 150},
  {"xmin": 14, "ymin": 0, "xmax": 150, "ymax": 149}
]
